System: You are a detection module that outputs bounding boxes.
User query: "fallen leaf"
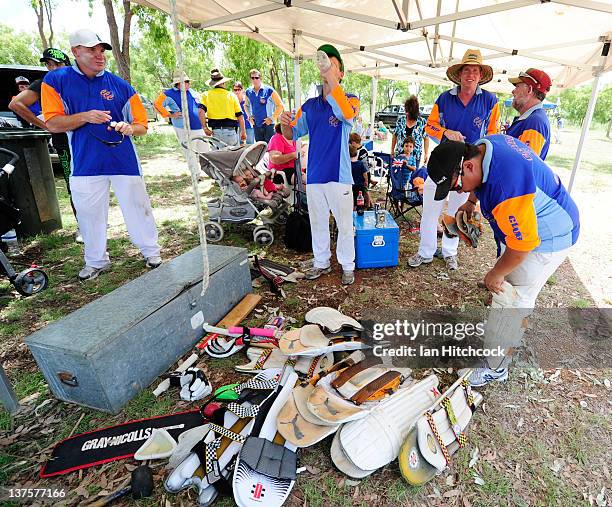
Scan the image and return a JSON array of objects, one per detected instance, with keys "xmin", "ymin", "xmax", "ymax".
[
  {"xmin": 474, "ymin": 475, "xmax": 485, "ymax": 486},
  {"xmin": 596, "ymin": 487, "xmax": 606, "ymax": 507},
  {"xmin": 443, "ymin": 489, "xmax": 461, "ymax": 498},
  {"xmin": 469, "ymin": 447, "xmax": 479, "ymax": 468},
  {"xmin": 517, "ymin": 417, "xmax": 524, "ymax": 429},
  {"xmin": 446, "ymin": 475, "xmax": 455, "ymax": 487},
  {"xmin": 345, "ymin": 479, "xmax": 360, "ymax": 487},
  {"xmin": 580, "ymin": 400, "xmax": 588, "ymax": 408},
  {"xmin": 604, "ymin": 378, "xmax": 611, "ymax": 389},
  {"xmin": 305, "ymin": 465, "xmax": 321, "ymax": 475}
]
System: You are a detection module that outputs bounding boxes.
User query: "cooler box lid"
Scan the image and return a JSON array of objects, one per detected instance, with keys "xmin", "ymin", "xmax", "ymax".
[{"xmin": 354, "ymin": 210, "xmax": 398, "ymax": 235}]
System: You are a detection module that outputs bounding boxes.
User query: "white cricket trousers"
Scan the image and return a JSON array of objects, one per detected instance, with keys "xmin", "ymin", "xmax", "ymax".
[
  {"xmin": 306, "ymin": 182, "xmax": 355, "ymax": 272},
  {"xmin": 70, "ymin": 175, "xmax": 161, "ymax": 269},
  {"xmin": 485, "ymin": 245, "xmax": 571, "ymax": 369},
  {"xmin": 417, "ymin": 176, "xmax": 469, "ymax": 258}
]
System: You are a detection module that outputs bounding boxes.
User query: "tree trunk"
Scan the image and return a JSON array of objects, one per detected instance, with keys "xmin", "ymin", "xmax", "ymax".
[
  {"xmin": 103, "ymin": 0, "xmax": 133, "ymax": 83},
  {"xmin": 607, "ymin": 117, "xmax": 612, "ymax": 139},
  {"xmin": 43, "ymin": 0, "xmax": 54, "ymax": 47},
  {"xmin": 32, "ymin": 1, "xmax": 49, "ymax": 48}
]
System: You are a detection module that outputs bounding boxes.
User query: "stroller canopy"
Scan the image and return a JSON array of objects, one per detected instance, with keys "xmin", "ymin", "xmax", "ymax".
[{"xmin": 199, "ymin": 141, "xmax": 268, "ymax": 180}]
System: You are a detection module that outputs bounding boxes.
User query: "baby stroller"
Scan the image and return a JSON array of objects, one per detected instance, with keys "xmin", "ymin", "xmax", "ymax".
[
  {"xmin": 0, "ymin": 147, "xmax": 49, "ymax": 296},
  {"xmin": 385, "ymin": 158, "xmax": 427, "ymax": 227},
  {"xmin": 193, "ymin": 137, "xmax": 290, "ymax": 246}
]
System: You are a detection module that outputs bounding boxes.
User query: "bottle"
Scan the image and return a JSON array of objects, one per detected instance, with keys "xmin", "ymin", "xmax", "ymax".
[
  {"xmin": 356, "ymin": 191, "xmax": 365, "ymax": 216},
  {"xmin": 1, "ymin": 229, "xmax": 20, "ymax": 256},
  {"xmin": 314, "ymin": 50, "xmax": 331, "ymax": 72}
]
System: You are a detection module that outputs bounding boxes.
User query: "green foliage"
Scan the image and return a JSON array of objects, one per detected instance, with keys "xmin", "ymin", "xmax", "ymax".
[
  {"xmin": 0, "ymin": 24, "xmax": 43, "ymax": 65},
  {"xmin": 130, "ymin": 7, "xmax": 217, "ymax": 99},
  {"xmin": 553, "ymin": 83, "xmax": 612, "ymax": 127}
]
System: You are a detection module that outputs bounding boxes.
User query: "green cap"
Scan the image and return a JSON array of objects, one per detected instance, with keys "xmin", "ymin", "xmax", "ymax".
[{"xmin": 317, "ymin": 44, "xmax": 344, "ymax": 72}]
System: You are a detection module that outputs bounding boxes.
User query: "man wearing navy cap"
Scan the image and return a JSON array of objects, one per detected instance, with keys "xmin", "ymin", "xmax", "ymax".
[{"xmin": 427, "ymin": 135, "xmax": 579, "ymax": 386}]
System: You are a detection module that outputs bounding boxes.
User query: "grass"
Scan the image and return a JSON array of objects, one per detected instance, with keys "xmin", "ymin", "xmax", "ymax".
[
  {"xmin": 0, "ymin": 125, "xmax": 609, "ymax": 505},
  {"xmin": 133, "ymin": 131, "xmax": 180, "ymax": 159}
]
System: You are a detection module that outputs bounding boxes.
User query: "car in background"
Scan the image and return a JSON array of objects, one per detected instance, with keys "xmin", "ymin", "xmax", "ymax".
[
  {"xmin": 139, "ymin": 94, "xmax": 157, "ymax": 122},
  {"xmin": 0, "ymin": 64, "xmax": 47, "ymax": 127},
  {"xmin": 374, "ymin": 103, "xmax": 433, "ymax": 128},
  {"xmin": 374, "ymin": 104, "xmax": 404, "ymax": 127}
]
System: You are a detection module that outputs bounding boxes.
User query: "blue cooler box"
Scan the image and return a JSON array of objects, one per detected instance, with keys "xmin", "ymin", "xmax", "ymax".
[{"xmin": 354, "ymin": 210, "xmax": 399, "ymax": 268}]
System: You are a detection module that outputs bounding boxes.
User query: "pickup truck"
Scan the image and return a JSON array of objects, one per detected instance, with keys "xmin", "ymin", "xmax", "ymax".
[{"xmin": 374, "ymin": 104, "xmax": 433, "ymax": 128}]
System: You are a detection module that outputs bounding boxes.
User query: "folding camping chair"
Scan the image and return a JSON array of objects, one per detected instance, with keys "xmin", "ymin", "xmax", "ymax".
[{"xmin": 385, "ymin": 160, "xmax": 426, "ymax": 228}]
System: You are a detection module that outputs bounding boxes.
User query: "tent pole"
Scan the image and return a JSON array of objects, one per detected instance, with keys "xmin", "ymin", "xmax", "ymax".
[
  {"xmin": 293, "ymin": 30, "xmax": 302, "ymax": 110},
  {"xmin": 370, "ymin": 71, "xmax": 378, "ymax": 141},
  {"xmin": 169, "ymin": 0, "xmax": 210, "ymax": 294},
  {"xmin": 568, "ymin": 74, "xmax": 601, "ymax": 193}
]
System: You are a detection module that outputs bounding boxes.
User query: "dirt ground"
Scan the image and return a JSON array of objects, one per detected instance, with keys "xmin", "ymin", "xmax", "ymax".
[{"xmin": 0, "ymin": 124, "xmax": 610, "ymax": 506}]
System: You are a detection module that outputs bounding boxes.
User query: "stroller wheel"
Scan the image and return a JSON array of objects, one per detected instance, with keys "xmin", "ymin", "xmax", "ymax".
[
  {"xmin": 13, "ymin": 268, "xmax": 49, "ymax": 296},
  {"xmin": 253, "ymin": 228, "xmax": 274, "ymax": 246},
  {"xmin": 204, "ymin": 221, "xmax": 224, "ymax": 242},
  {"xmin": 275, "ymin": 210, "xmax": 290, "ymax": 225}
]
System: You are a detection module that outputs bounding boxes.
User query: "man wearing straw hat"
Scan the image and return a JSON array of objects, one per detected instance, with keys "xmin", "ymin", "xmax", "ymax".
[
  {"xmin": 154, "ymin": 70, "xmax": 205, "ymax": 154},
  {"xmin": 199, "ymin": 68, "xmax": 246, "ymax": 147},
  {"xmin": 408, "ymin": 49, "xmax": 500, "ymax": 272}
]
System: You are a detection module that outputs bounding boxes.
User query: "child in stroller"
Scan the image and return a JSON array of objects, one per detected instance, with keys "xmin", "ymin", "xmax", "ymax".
[
  {"xmin": 193, "ymin": 137, "xmax": 290, "ymax": 246},
  {"xmin": 0, "ymin": 147, "xmax": 49, "ymax": 296}
]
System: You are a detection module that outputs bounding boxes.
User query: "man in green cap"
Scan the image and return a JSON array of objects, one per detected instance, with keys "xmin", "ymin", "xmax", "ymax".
[{"xmin": 280, "ymin": 44, "xmax": 360, "ymax": 286}]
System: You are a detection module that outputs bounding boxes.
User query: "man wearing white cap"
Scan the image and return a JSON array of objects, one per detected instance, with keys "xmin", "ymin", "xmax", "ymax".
[
  {"xmin": 41, "ymin": 29, "xmax": 161, "ymax": 281},
  {"xmin": 154, "ymin": 70, "xmax": 205, "ymax": 155}
]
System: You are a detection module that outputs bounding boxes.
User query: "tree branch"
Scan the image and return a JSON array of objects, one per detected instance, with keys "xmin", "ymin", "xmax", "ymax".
[
  {"xmin": 32, "ymin": 0, "xmax": 49, "ymax": 49},
  {"xmin": 44, "ymin": 0, "xmax": 54, "ymax": 48}
]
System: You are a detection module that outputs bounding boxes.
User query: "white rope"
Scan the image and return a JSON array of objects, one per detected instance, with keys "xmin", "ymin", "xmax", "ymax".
[{"xmin": 169, "ymin": 0, "xmax": 210, "ymax": 295}]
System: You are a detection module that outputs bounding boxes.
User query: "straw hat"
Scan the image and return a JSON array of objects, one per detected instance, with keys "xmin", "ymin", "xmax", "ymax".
[
  {"xmin": 171, "ymin": 70, "xmax": 190, "ymax": 86},
  {"xmin": 446, "ymin": 49, "xmax": 493, "ymax": 86},
  {"xmin": 206, "ymin": 68, "xmax": 230, "ymax": 87}
]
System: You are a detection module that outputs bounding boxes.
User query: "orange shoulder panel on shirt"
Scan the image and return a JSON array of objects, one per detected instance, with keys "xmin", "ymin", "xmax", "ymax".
[
  {"xmin": 289, "ymin": 107, "xmax": 303, "ymax": 128},
  {"xmin": 487, "ymin": 102, "xmax": 501, "ymax": 135},
  {"xmin": 129, "ymin": 94, "xmax": 148, "ymax": 129},
  {"xmin": 153, "ymin": 92, "xmax": 170, "ymax": 117},
  {"xmin": 425, "ymin": 103, "xmax": 444, "ymax": 141},
  {"xmin": 330, "ymin": 85, "xmax": 359, "ymax": 120},
  {"xmin": 492, "ymin": 193, "xmax": 540, "ymax": 251},
  {"xmin": 41, "ymin": 82, "xmax": 65, "ymax": 121},
  {"xmin": 518, "ymin": 129, "xmax": 546, "ymax": 157}
]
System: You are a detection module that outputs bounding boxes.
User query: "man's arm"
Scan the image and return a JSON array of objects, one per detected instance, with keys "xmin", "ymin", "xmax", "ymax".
[
  {"xmin": 9, "ymin": 90, "xmax": 46, "ymax": 130},
  {"xmin": 485, "ymin": 247, "xmax": 529, "ymax": 293},
  {"xmin": 280, "ymin": 112, "xmax": 294, "ymax": 140},
  {"xmin": 423, "ymin": 136, "xmax": 430, "ymax": 163},
  {"xmin": 517, "ymin": 128, "xmax": 546, "ymax": 157},
  {"xmin": 487, "ymin": 101, "xmax": 501, "ymax": 135},
  {"xmin": 269, "ymin": 90, "xmax": 284, "ymax": 123},
  {"xmin": 327, "ymin": 86, "xmax": 360, "ymax": 123}
]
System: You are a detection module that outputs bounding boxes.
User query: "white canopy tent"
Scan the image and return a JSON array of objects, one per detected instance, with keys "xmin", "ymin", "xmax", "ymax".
[{"xmin": 135, "ymin": 0, "xmax": 612, "ymax": 191}]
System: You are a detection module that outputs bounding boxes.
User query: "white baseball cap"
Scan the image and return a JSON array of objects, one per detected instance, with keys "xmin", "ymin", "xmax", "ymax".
[{"xmin": 69, "ymin": 29, "xmax": 112, "ymax": 50}]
